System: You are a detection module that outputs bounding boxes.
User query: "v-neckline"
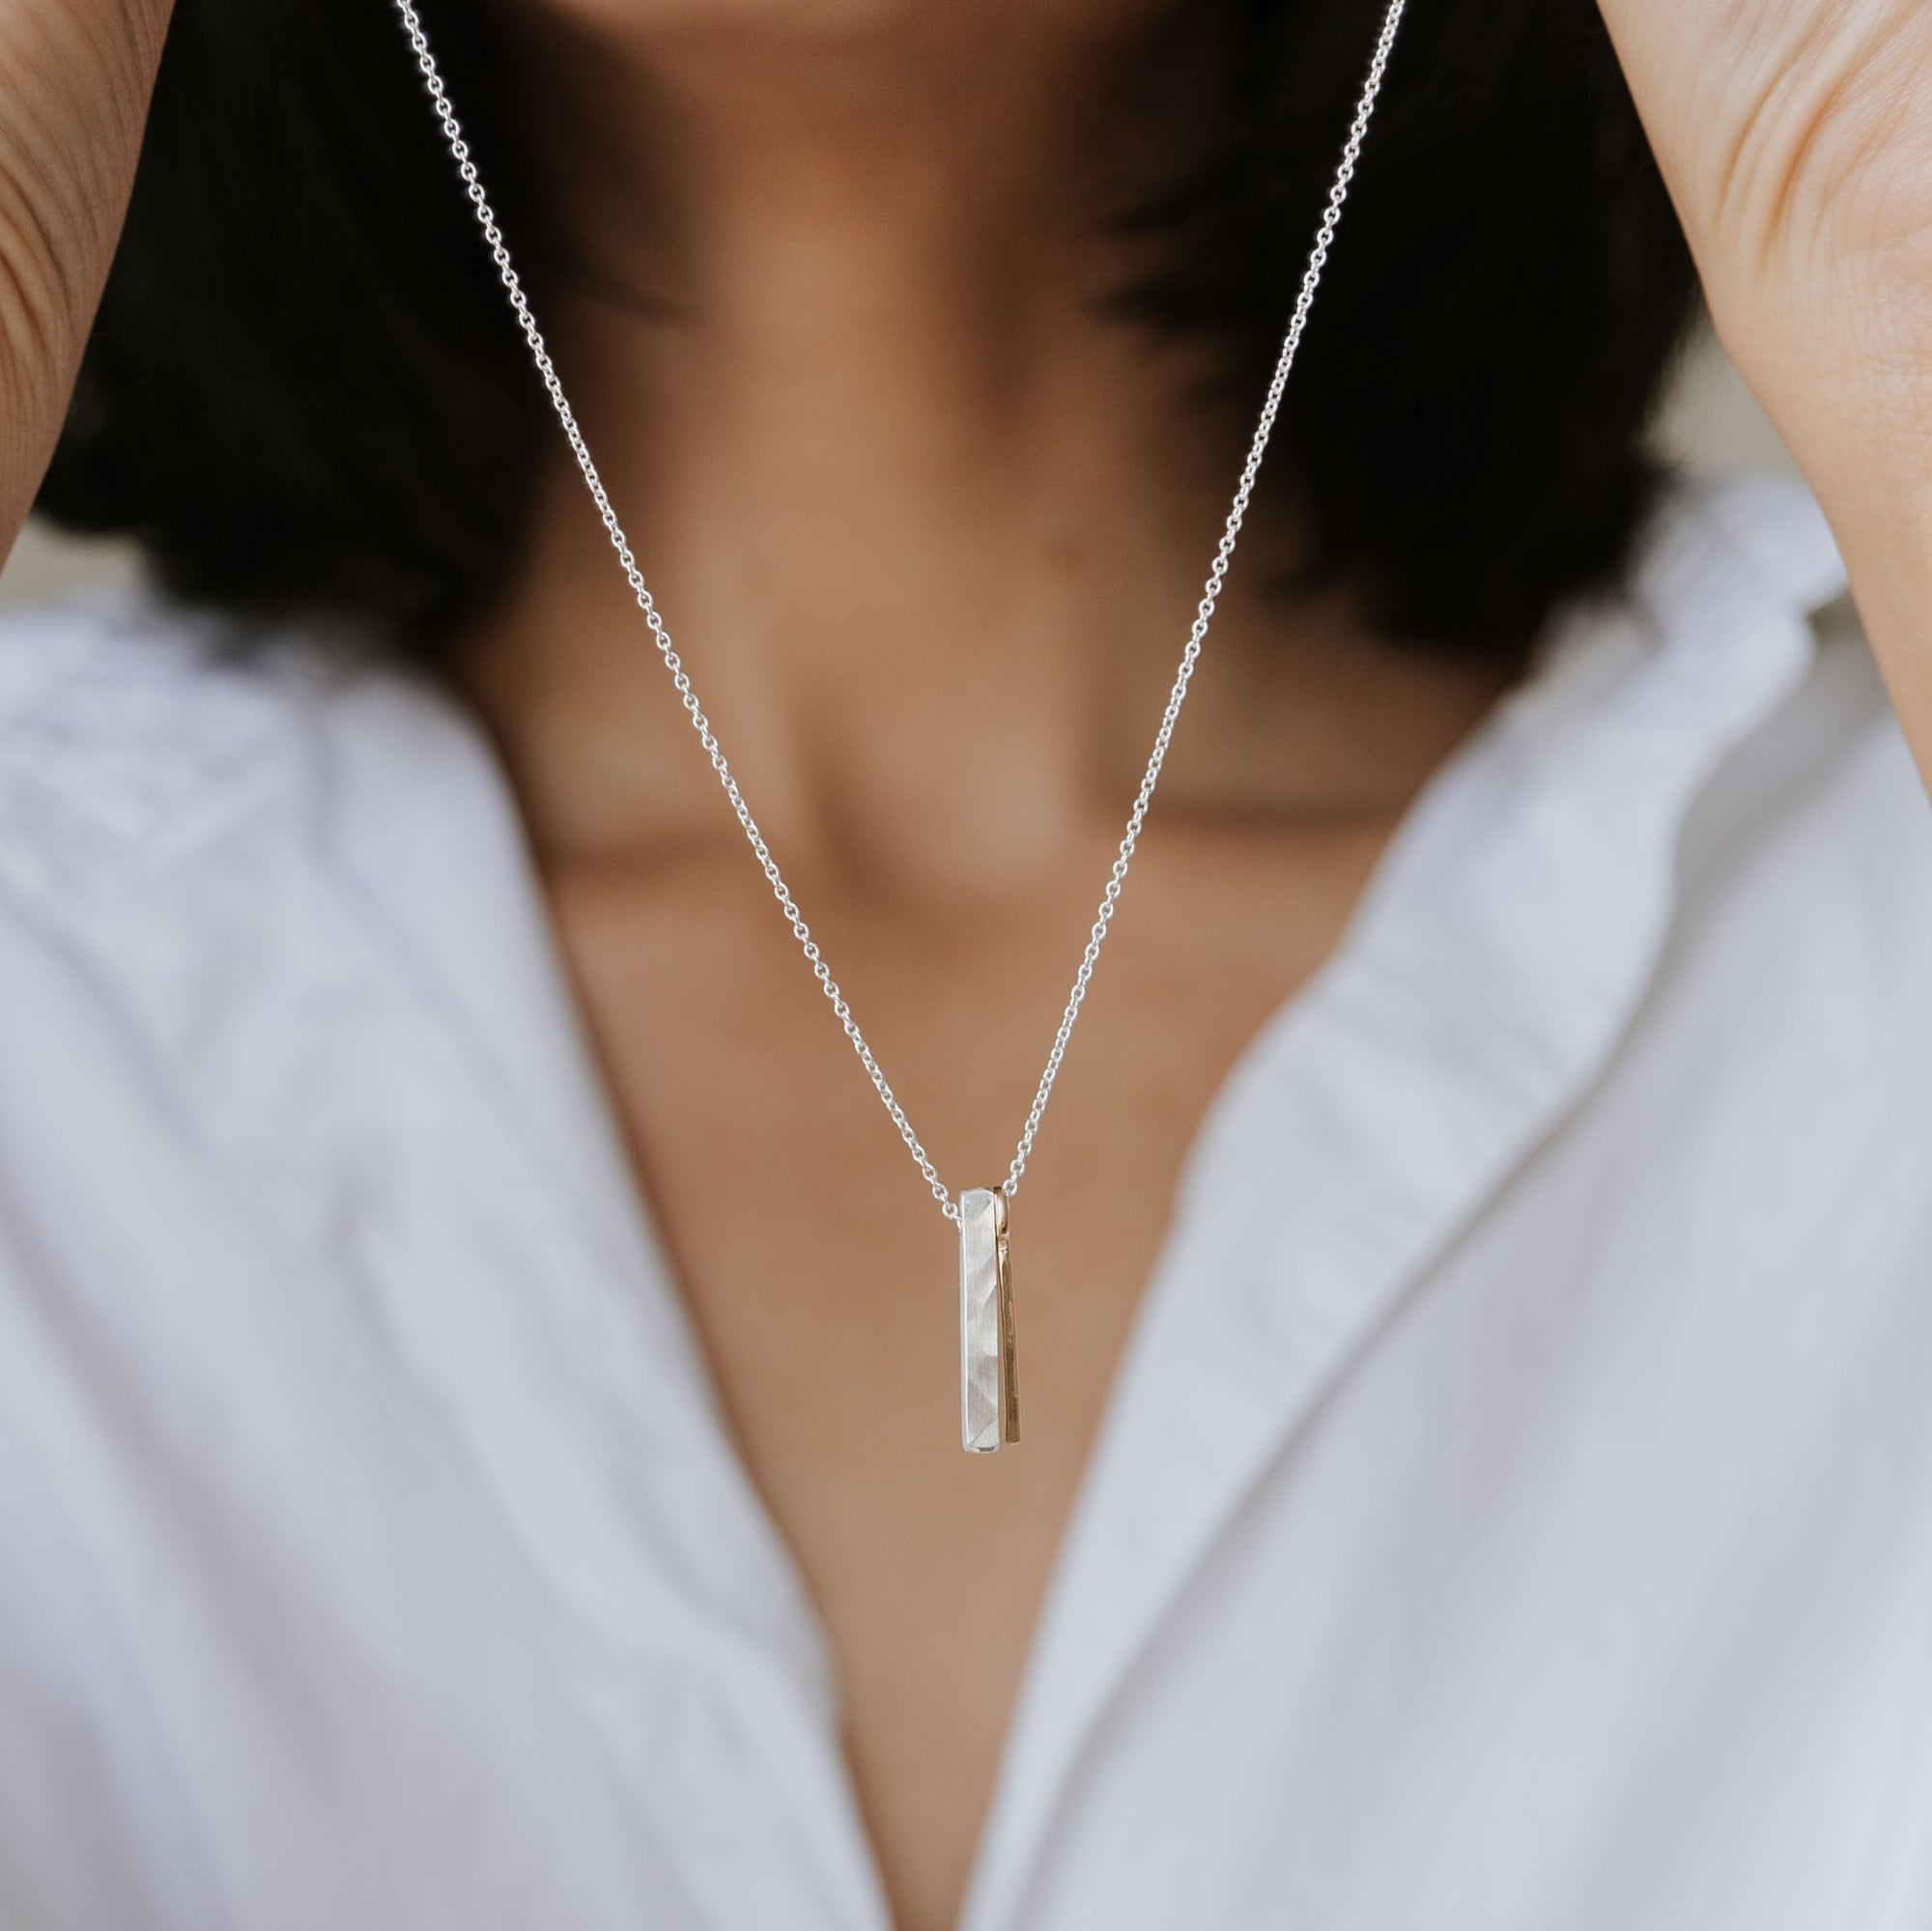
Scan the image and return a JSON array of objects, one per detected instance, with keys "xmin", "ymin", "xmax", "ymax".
[{"xmin": 300, "ymin": 476, "xmax": 1844, "ymax": 1931}]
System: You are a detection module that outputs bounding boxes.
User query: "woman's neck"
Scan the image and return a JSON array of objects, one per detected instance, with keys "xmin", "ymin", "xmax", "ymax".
[{"xmin": 458, "ymin": 5, "xmax": 1510, "ymax": 900}]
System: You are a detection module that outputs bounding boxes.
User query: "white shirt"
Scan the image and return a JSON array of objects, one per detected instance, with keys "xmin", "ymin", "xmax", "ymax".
[{"xmin": 2, "ymin": 474, "xmax": 1931, "ymax": 1931}]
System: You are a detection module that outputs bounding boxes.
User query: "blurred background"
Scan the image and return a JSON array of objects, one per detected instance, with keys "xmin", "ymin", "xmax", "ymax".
[{"xmin": 0, "ymin": 324, "xmax": 1797, "ymax": 612}]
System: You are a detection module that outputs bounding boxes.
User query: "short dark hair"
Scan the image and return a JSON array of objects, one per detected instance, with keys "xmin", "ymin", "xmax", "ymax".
[{"xmin": 37, "ymin": 0, "xmax": 1697, "ymax": 665}]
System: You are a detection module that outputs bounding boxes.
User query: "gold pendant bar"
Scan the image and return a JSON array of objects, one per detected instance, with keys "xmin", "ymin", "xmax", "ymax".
[{"xmin": 958, "ymin": 1187, "xmax": 1020, "ymax": 1454}]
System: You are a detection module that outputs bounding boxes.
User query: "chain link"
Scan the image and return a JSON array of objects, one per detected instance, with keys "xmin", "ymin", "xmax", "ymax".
[{"xmin": 391, "ymin": 0, "xmax": 1408, "ymax": 1223}]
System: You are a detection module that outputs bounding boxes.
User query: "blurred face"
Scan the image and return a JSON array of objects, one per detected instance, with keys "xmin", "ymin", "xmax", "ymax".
[
  {"xmin": 497, "ymin": 0, "xmax": 1215, "ymax": 336},
  {"xmin": 521, "ymin": 0, "xmax": 1165, "ymax": 54},
  {"xmin": 534, "ymin": 0, "xmax": 909, "ymax": 27},
  {"xmin": 502, "ymin": 0, "xmax": 1190, "ymax": 235}
]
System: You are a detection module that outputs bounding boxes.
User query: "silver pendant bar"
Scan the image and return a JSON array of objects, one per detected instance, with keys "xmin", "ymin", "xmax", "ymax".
[{"xmin": 958, "ymin": 1187, "xmax": 1020, "ymax": 1454}]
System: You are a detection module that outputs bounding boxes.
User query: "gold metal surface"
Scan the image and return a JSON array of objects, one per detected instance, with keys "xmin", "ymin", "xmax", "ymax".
[{"xmin": 993, "ymin": 1190, "xmax": 1019, "ymax": 1445}]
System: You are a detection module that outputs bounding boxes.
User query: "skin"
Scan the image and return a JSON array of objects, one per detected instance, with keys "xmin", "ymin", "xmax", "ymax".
[{"xmin": 1, "ymin": 2, "xmax": 1929, "ymax": 1927}]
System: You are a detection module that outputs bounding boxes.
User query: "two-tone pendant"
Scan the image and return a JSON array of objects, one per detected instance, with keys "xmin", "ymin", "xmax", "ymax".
[{"xmin": 958, "ymin": 1186, "xmax": 1020, "ymax": 1453}]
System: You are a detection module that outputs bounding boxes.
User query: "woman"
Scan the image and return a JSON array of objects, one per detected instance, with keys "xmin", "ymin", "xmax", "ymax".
[{"xmin": 2, "ymin": 0, "xmax": 1930, "ymax": 1925}]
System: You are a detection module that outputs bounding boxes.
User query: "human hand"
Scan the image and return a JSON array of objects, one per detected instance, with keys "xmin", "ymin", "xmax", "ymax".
[
  {"xmin": 1597, "ymin": 1, "xmax": 1932, "ymax": 764},
  {"xmin": 0, "ymin": 0, "xmax": 174, "ymax": 556}
]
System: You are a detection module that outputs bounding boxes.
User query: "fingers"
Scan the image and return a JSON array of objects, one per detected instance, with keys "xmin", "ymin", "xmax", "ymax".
[{"xmin": 0, "ymin": 0, "xmax": 175, "ymax": 558}]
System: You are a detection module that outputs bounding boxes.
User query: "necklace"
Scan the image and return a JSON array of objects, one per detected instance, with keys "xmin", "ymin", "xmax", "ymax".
[{"xmin": 390, "ymin": 0, "xmax": 1409, "ymax": 1453}]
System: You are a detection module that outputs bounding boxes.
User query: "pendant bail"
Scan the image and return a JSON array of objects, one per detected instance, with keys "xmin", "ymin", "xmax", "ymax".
[{"xmin": 958, "ymin": 1187, "xmax": 1020, "ymax": 1453}]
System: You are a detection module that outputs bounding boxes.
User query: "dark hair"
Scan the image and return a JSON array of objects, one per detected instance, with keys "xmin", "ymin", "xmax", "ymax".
[{"xmin": 37, "ymin": 0, "xmax": 1697, "ymax": 664}]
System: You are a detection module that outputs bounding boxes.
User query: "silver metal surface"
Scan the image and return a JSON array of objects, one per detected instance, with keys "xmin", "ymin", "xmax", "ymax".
[{"xmin": 958, "ymin": 1188, "xmax": 1018, "ymax": 1454}]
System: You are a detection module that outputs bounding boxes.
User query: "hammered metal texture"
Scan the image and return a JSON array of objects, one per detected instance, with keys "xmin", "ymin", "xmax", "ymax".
[{"xmin": 959, "ymin": 1189, "xmax": 1006, "ymax": 1453}]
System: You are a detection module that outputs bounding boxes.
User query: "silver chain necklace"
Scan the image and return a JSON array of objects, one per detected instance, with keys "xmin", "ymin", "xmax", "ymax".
[{"xmin": 391, "ymin": 0, "xmax": 1409, "ymax": 1452}]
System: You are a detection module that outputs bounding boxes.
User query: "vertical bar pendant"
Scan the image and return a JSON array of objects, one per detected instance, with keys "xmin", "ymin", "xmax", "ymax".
[{"xmin": 958, "ymin": 1187, "xmax": 1020, "ymax": 1454}]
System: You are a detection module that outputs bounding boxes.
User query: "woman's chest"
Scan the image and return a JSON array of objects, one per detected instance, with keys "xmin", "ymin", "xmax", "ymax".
[
  {"xmin": 536, "ymin": 827, "xmax": 1384, "ymax": 1931},
  {"xmin": 9, "ymin": 789, "xmax": 1932, "ymax": 1931},
  {"xmin": 11, "ymin": 1059, "xmax": 1932, "ymax": 1931}
]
